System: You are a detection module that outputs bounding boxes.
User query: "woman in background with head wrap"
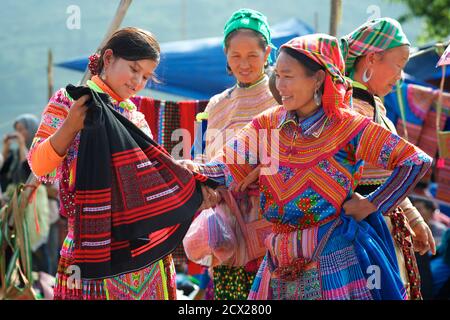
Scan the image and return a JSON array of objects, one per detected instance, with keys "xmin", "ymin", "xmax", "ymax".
[
  {"xmin": 184, "ymin": 8, "xmax": 277, "ymax": 300},
  {"xmin": 1, "ymin": 114, "xmax": 38, "ymax": 190},
  {"xmin": 340, "ymin": 17, "xmax": 436, "ymax": 299},
  {"xmin": 0, "ymin": 114, "xmax": 53, "ymax": 274}
]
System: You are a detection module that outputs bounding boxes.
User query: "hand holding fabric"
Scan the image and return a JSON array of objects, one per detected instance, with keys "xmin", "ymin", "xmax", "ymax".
[
  {"xmin": 65, "ymin": 94, "xmax": 90, "ymax": 133},
  {"xmin": 199, "ymin": 185, "xmax": 221, "ymax": 211}
]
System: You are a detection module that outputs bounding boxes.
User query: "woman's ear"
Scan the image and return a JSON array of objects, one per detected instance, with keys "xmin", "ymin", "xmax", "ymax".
[
  {"xmin": 102, "ymin": 49, "xmax": 114, "ymax": 70},
  {"xmin": 316, "ymin": 70, "xmax": 326, "ymax": 89},
  {"xmin": 365, "ymin": 51, "xmax": 379, "ymax": 68},
  {"xmin": 264, "ymin": 46, "xmax": 272, "ymax": 62}
]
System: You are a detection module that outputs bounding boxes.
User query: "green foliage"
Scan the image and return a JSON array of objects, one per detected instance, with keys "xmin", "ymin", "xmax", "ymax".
[{"xmin": 392, "ymin": 0, "xmax": 450, "ymax": 43}]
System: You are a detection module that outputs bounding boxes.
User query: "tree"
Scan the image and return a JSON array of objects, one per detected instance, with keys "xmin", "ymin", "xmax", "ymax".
[{"xmin": 393, "ymin": 0, "xmax": 450, "ymax": 43}]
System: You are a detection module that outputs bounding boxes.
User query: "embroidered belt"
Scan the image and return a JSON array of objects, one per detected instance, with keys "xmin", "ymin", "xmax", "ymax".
[{"xmin": 272, "ymin": 213, "xmax": 340, "ymax": 234}]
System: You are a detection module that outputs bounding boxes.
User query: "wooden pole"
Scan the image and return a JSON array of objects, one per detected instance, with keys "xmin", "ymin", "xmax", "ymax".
[
  {"xmin": 47, "ymin": 49, "xmax": 53, "ymax": 100},
  {"xmin": 329, "ymin": 0, "xmax": 342, "ymax": 37},
  {"xmin": 80, "ymin": 0, "xmax": 133, "ymax": 85}
]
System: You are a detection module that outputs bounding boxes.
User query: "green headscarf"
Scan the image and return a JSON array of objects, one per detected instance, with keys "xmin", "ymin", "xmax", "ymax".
[
  {"xmin": 340, "ymin": 17, "xmax": 410, "ymax": 77},
  {"xmin": 223, "ymin": 8, "xmax": 275, "ymax": 63}
]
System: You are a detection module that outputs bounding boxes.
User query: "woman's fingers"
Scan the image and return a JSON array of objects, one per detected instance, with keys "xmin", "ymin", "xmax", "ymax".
[
  {"xmin": 199, "ymin": 185, "xmax": 220, "ymax": 211},
  {"xmin": 73, "ymin": 94, "xmax": 91, "ymax": 109},
  {"xmin": 199, "ymin": 185, "xmax": 211, "ymax": 210},
  {"xmin": 427, "ymin": 226, "xmax": 436, "ymax": 255}
]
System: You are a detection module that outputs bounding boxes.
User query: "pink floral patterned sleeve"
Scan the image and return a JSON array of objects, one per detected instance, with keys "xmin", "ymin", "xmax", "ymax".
[{"xmin": 28, "ymin": 88, "xmax": 74, "ymax": 183}]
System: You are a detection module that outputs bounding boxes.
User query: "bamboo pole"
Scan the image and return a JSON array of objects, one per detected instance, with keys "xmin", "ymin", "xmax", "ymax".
[
  {"xmin": 329, "ymin": 0, "xmax": 342, "ymax": 37},
  {"xmin": 409, "ymin": 41, "xmax": 450, "ymax": 59},
  {"xmin": 80, "ymin": 0, "xmax": 133, "ymax": 85}
]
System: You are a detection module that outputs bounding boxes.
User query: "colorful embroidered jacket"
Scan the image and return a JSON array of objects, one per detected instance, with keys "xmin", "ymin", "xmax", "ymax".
[{"xmin": 198, "ymin": 105, "xmax": 432, "ymax": 228}]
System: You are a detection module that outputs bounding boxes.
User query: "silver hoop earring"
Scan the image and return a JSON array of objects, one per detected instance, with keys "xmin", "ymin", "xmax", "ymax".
[
  {"xmin": 313, "ymin": 89, "xmax": 321, "ymax": 106},
  {"xmin": 362, "ymin": 68, "xmax": 373, "ymax": 83}
]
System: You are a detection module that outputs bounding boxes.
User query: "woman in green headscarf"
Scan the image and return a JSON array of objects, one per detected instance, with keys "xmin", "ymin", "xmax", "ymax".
[
  {"xmin": 340, "ymin": 17, "xmax": 436, "ymax": 300},
  {"xmin": 183, "ymin": 8, "xmax": 277, "ymax": 300}
]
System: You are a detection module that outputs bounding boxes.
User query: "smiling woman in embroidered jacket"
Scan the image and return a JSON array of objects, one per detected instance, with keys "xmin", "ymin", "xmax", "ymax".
[{"xmin": 187, "ymin": 34, "xmax": 433, "ymax": 300}]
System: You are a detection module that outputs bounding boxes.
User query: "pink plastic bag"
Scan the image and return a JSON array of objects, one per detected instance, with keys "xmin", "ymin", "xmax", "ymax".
[{"xmin": 183, "ymin": 207, "xmax": 237, "ymax": 266}]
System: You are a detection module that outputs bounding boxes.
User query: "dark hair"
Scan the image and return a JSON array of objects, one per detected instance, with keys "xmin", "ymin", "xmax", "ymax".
[
  {"xmin": 269, "ymin": 70, "xmax": 282, "ymax": 104},
  {"xmin": 97, "ymin": 27, "xmax": 160, "ymax": 76},
  {"xmin": 224, "ymin": 29, "xmax": 270, "ymax": 74}
]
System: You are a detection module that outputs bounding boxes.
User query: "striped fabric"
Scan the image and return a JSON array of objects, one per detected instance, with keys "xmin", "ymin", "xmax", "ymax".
[
  {"xmin": 132, "ymin": 96, "xmax": 209, "ymax": 159},
  {"xmin": 53, "ymin": 221, "xmax": 176, "ymax": 300},
  {"xmin": 161, "ymin": 101, "xmax": 180, "ymax": 155},
  {"xmin": 319, "ymin": 233, "xmax": 373, "ymax": 300},
  {"xmin": 340, "ymin": 17, "xmax": 410, "ymax": 77}
]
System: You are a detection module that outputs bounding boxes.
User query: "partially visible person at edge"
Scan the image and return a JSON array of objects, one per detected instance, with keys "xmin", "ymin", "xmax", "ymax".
[
  {"xmin": 340, "ymin": 17, "xmax": 436, "ymax": 300},
  {"xmin": 27, "ymin": 27, "xmax": 218, "ymax": 300},
  {"xmin": 183, "ymin": 8, "xmax": 277, "ymax": 300},
  {"xmin": 0, "ymin": 114, "xmax": 53, "ymax": 274},
  {"xmin": 1, "ymin": 114, "xmax": 37, "ymax": 191},
  {"xmin": 0, "ymin": 152, "xmax": 3, "ymax": 207},
  {"xmin": 184, "ymin": 34, "xmax": 432, "ymax": 300}
]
